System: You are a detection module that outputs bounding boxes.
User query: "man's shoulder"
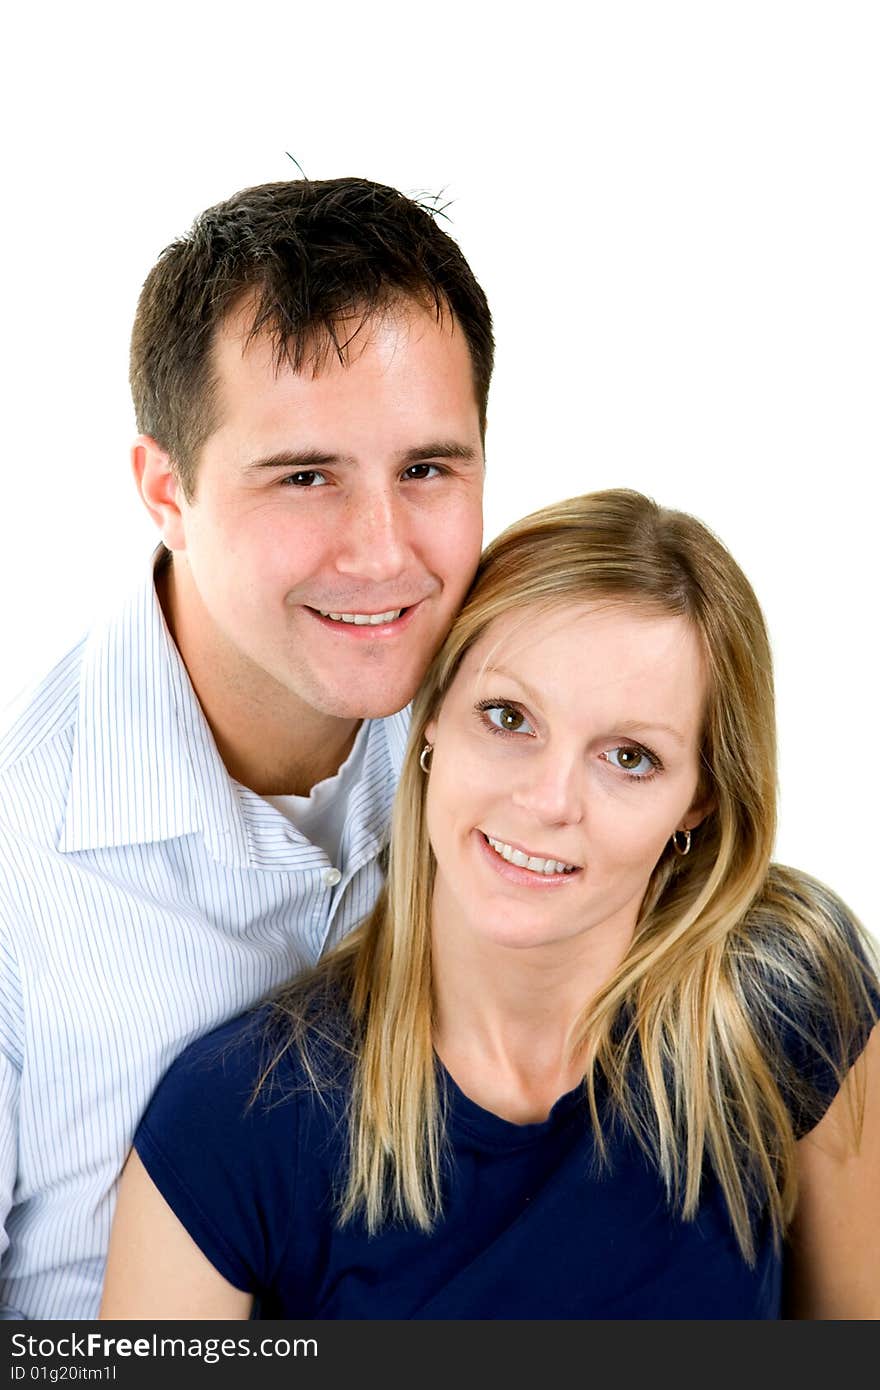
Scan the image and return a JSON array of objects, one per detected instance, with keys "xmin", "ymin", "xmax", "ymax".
[
  {"xmin": 0, "ymin": 636, "xmax": 85, "ymax": 782},
  {"xmin": 0, "ymin": 564, "xmax": 186, "ymax": 851}
]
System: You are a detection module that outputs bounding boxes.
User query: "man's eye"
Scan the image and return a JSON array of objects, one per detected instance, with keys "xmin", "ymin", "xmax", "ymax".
[
  {"xmin": 283, "ymin": 471, "xmax": 328, "ymax": 487},
  {"xmin": 402, "ymin": 463, "xmax": 441, "ymax": 481}
]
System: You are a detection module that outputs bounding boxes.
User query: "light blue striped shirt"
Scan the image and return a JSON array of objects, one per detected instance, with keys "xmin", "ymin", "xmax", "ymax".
[{"xmin": 0, "ymin": 561, "xmax": 409, "ymax": 1320}]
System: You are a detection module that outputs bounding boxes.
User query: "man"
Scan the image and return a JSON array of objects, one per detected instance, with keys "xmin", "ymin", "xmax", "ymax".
[{"xmin": 0, "ymin": 177, "xmax": 493, "ymax": 1319}]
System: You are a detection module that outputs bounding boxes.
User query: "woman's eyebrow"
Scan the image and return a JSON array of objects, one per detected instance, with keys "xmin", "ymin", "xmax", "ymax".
[
  {"xmin": 481, "ymin": 666, "xmax": 687, "ymax": 746},
  {"xmin": 480, "ymin": 664, "xmax": 544, "ymax": 708},
  {"xmin": 610, "ymin": 719, "xmax": 686, "ymax": 747}
]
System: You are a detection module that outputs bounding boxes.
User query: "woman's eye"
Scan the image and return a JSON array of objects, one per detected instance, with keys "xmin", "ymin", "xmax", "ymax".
[
  {"xmin": 283, "ymin": 470, "xmax": 328, "ymax": 487},
  {"xmin": 483, "ymin": 704, "xmax": 535, "ymax": 735},
  {"xmin": 605, "ymin": 746, "xmax": 657, "ymax": 776}
]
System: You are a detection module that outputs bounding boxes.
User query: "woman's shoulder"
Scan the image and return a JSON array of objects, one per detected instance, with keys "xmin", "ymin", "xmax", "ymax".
[
  {"xmin": 165, "ymin": 1005, "xmax": 278, "ymax": 1076},
  {"xmin": 737, "ymin": 864, "xmax": 879, "ymax": 1136},
  {"xmin": 139, "ymin": 1006, "xmax": 298, "ymax": 1137},
  {"xmin": 132, "ymin": 1000, "xmax": 353, "ymax": 1303},
  {"xmin": 140, "ymin": 990, "xmax": 354, "ymax": 1144},
  {"xmin": 741, "ymin": 863, "xmax": 878, "ymax": 1007}
]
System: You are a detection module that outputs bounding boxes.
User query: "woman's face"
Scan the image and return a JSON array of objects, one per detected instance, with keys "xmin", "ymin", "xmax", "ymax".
[{"xmin": 424, "ymin": 600, "xmax": 710, "ymax": 957}]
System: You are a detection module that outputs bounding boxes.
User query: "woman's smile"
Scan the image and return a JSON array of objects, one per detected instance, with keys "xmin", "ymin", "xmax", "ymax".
[{"xmin": 478, "ymin": 829, "xmax": 582, "ymax": 881}]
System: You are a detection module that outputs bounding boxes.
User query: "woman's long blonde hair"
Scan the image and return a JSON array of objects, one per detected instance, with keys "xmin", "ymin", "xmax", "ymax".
[{"xmin": 268, "ymin": 489, "xmax": 877, "ymax": 1262}]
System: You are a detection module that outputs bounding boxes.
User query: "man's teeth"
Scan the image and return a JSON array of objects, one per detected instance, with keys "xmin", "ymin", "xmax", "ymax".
[
  {"xmin": 485, "ymin": 835, "xmax": 577, "ymax": 876},
  {"xmin": 318, "ymin": 609, "xmax": 403, "ymax": 625}
]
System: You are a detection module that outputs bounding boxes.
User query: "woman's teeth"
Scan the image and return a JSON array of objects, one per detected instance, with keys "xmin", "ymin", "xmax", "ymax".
[
  {"xmin": 485, "ymin": 834, "xmax": 577, "ymax": 876},
  {"xmin": 318, "ymin": 609, "xmax": 404, "ymax": 625}
]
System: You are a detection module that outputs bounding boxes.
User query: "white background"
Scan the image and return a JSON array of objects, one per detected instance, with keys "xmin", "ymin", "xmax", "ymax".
[{"xmin": 2, "ymin": 2, "xmax": 877, "ymax": 934}]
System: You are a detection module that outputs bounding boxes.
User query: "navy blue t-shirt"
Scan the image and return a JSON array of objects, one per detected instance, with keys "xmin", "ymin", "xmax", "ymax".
[{"xmin": 133, "ymin": 971, "xmax": 876, "ymax": 1319}]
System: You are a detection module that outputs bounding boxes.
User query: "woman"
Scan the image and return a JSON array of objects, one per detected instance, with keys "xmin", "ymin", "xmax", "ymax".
[{"xmin": 101, "ymin": 490, "xmax": 879, "ymax": 1319}]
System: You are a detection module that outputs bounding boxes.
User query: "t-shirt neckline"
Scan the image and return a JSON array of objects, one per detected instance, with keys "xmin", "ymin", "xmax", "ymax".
[{"xmin": 438, "ymin": 1059, "xmax": 586, "ymax": 1149}]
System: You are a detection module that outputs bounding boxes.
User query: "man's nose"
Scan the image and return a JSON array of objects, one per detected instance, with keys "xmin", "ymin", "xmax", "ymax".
[{"xmin": 334, "ymin": 489, "xmax": 412, "ymax": 583}]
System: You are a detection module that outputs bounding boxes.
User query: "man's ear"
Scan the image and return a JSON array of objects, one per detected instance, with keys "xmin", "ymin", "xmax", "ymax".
[{"xmin": 132, "ymin": 435, "xmax": 188, "ymax": 551}]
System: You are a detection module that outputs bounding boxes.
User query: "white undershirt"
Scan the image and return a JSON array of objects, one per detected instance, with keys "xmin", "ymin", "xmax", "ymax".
[{"xmin": 262, "ymin": 719, "xmax": 371, "ymax": 871}]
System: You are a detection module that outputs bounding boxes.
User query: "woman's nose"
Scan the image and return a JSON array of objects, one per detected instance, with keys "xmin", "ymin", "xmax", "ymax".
[{"xmin": 510, "ymin": 749, "xmax": 584, "ymax": 827}]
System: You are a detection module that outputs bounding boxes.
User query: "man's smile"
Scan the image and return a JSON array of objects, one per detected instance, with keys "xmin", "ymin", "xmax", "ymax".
[
  {"xmin": 302, "ymin": 601, "xmax": 424, "ymax": 638},
  {"xmin": 317, "ymin": 608, "xmax": 405, "ymax": 625}
]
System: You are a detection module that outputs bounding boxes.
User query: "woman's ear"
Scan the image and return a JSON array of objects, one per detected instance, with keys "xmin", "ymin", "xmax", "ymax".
[
  {"xmin": 682, "ymin": 791, "xmax": 716, "ymax": 833},
  {"xmin": 424, "ymin": 716, "xmax": 438, "ymax": 745}
]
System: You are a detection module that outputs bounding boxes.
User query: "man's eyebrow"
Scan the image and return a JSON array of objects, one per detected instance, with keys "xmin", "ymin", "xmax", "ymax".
[
  {"xmin": 483, "ymin": 666, "xmax": 687, "ymax": 746},
  {"xmin": 400, "ymin": 441, "xmax": 481, "ymax": 464},
  {"xmin": 245, "ymin": 449, "xmax": 352, "ymax": 473},
  {"xmin": 245, "ymin": 441, "xmax": 481, "ymax": 473}
]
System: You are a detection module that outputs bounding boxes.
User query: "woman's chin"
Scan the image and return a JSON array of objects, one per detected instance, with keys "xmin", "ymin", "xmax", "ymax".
[{"xmin": 456, "ymin": 904, "xmax": 589, "ymax": 954}]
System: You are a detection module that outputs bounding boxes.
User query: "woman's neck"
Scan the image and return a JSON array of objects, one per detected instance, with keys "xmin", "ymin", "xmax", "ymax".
[{"xmin": 430, "ymin": 896, "xmax": 636, "ymax": 1125}]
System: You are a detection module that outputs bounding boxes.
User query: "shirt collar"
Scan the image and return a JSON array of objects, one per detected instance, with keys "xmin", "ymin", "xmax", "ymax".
[
  {"xmin": 59, "ymin": 553, "xmax": 411, "ymax": 867},
  {"xmin": 59, "ymin": 552, "xmax": 244, "ymax": 856}
]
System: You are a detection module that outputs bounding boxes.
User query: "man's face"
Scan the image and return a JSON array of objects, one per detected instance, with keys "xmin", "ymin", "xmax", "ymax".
[{"xmin": 169, "ymin": 300, "xmax": 485, "ymax": 722}]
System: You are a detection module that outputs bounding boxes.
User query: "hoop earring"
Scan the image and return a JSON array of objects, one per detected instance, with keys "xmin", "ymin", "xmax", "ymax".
[
  {"xmin": 419, "ymin": 743, "xmax": 434, "ymax": 774},
  {"xmin": 671, "ymin": 828, "xmax": 691, "ymax": 856}
]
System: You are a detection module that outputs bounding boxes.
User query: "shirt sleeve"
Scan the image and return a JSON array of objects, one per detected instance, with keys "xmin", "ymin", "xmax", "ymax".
[
  {"xmin": 0, "ymin": 916, "xmax": 24, "ymax": 1318},
  {"xmin": 133, "ymin": 1010, "xmax": 299, "ymax": 1296},
  {"xmin": 0, "ymin": 1051, "xmax": 22, "ymax": 1318},
  {"xmin": 763, "ymin": 910, "xmax": 880, "ymax": 1140}
]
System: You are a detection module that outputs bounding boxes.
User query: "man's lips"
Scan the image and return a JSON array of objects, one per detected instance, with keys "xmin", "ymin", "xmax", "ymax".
[
  {"xmin": 302, "ymin": 600, "xmax": 423, "ymax": 637},
  {"xmin": 317, "ymin": 606, "xmax": 406, "ymax": 626}
]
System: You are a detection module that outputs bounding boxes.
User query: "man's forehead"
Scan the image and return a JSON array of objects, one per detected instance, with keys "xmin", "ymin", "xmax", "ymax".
[
  {"xmin": 215, "ymin": 290, "xmax": 457, "ymax": 380},
  {"xmin": 199, "ymin": 288, "xmax": 483, "ymax": 472}
]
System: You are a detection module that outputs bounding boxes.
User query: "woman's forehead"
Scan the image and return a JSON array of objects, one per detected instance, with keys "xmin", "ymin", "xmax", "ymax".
[
  {"xmin": 441, "ymin": 600, "xmax": 708, "ymax": 745},
  {"xmin": 462, "ymin": 599, "xmax": 702, "ymax": 678}
]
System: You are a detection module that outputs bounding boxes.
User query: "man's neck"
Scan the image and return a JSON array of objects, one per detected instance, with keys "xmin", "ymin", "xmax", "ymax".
[{"xmin": 156, "ymin": 558, "xmax": 361, "ymax": 797}]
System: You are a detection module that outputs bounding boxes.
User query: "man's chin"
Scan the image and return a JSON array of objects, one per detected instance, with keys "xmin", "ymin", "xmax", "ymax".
[
  {"xmin": 330, "ymin": 693, "xmax": 413, "ymax": 720},
  {"xmin": 307, "ymin": 680, "xmax": 416, "ymax": 722}
]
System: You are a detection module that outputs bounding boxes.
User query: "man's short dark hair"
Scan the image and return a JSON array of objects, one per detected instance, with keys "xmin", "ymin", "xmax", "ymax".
[{"xmin": 130, "ymin": 177, "xmax": 494, "ymax": 498}]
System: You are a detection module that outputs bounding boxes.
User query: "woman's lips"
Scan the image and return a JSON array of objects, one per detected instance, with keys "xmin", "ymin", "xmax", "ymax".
[{"xmin": 475, "ymin": 830, "xmax": 583, "ymax": 887}]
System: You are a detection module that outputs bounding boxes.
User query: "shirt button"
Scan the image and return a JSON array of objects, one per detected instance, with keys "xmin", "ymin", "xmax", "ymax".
[{"xmin": 323, "ymin": 867, "xmax": 342, "ymax": 887}]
